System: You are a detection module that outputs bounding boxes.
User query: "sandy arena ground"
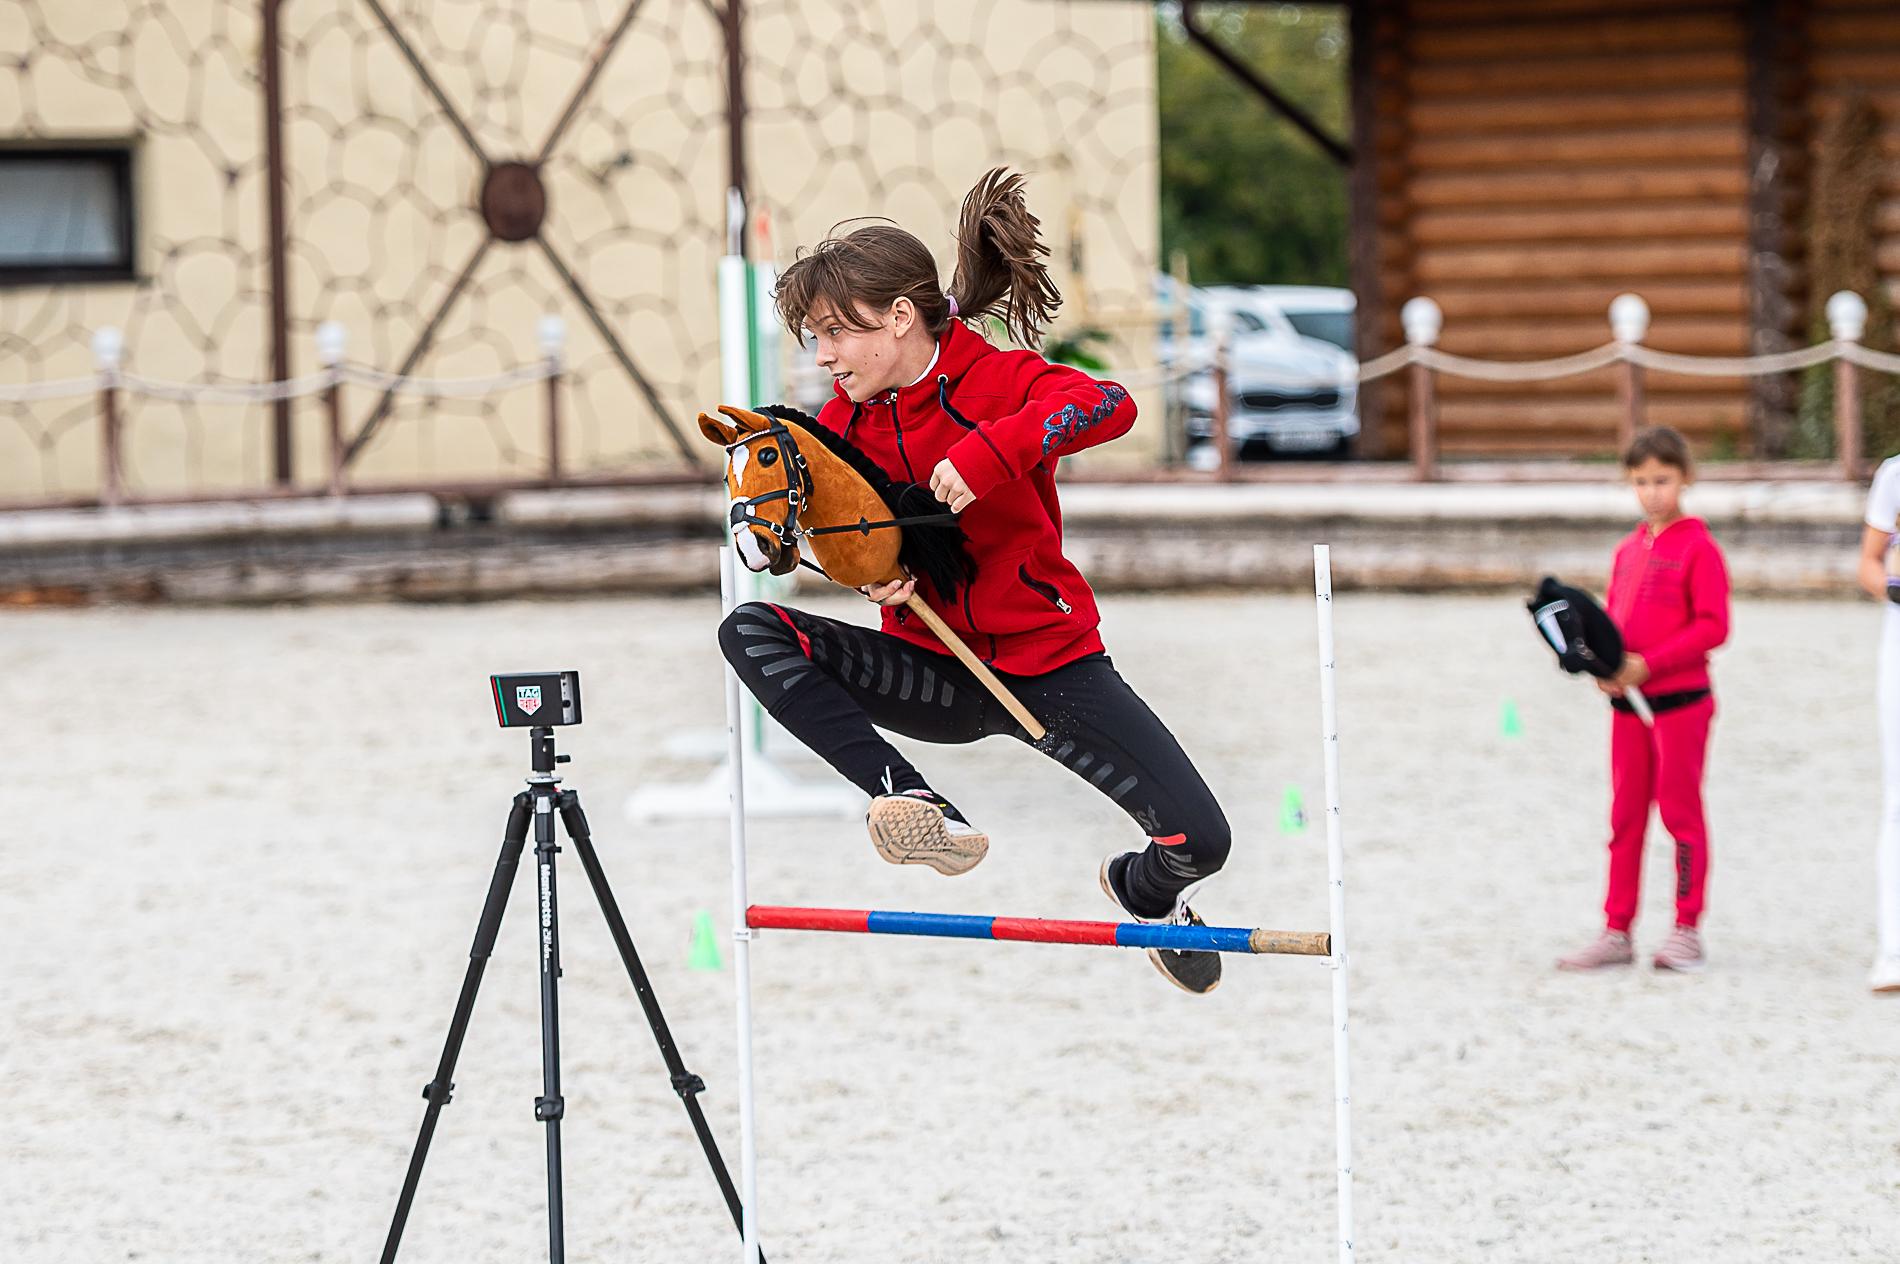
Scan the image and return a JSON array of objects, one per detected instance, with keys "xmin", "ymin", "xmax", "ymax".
[{"xmin": 2, "ymin": 587, "xmax": 1896, "ymax": 1263}]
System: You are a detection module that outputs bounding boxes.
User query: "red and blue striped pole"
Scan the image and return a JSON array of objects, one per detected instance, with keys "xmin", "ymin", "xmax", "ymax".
[{"xmin": 745, "ymin": 906, "xmax": 1330, "ymax": 957}]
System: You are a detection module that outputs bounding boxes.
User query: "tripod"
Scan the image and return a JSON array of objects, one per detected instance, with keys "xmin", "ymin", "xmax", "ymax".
[{"xmin": 379, "ymin": 726, "xmax": 761, "ymax": 1263}]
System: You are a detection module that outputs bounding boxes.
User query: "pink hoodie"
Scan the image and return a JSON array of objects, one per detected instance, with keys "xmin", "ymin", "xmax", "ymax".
[{"xmin": 1604, "ymin": 516, "xmax": 1731, "ymax": 695}]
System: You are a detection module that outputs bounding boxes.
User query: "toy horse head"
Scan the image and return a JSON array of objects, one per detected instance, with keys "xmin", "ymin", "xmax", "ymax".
[
  {"xmin": 698, "ymin": 403, "xmax": 817, "ymax": 577},
  {"xmin": 696, "ymin": 403, "xmax": 974, "ymax": 598}
]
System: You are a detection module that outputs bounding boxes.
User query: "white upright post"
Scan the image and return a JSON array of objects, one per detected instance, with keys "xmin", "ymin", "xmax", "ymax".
[
  {"xmin": 722, "ymin": 542, "xmax": 761, "ymax": 1264},
  {"xmin": 1313, "ymin": 544, "xmax": 1355, "ymax": 1264},
  {"xmin": 719, "ymin": 246, "xmax": 767, "ymax": 764}
]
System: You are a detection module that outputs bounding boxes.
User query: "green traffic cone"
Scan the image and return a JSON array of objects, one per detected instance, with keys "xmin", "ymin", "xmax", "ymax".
[
  {"xmin": 1279, "ymin": 784, "xmax": 1307, "ymax": 834},
  {"xmin": 1501, "ymin": 697, "xmax": 1523, "ymax": 738},
  {"xmin": 688, "ymin": 910, "xmax": 724, "ymax": 972}
]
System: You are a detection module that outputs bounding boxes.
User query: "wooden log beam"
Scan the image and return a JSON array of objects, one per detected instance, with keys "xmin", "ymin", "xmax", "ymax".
[
  {"xmin": 1407, "ymin": 166, "xmax": 1749, "ymax": 207},
  {"xmin": 1410, "ymin": 50, "xmax": 1744, "ymax": 95}
]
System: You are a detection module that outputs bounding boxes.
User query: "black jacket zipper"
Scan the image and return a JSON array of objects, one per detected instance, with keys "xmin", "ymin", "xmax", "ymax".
[
  {"xmin": 887, "ymin": 392, "xmax": 917, "ymax": 481},
  {"xmin": 1018, "ymin": 565, "xmax": 1073, "ymax": 614}
]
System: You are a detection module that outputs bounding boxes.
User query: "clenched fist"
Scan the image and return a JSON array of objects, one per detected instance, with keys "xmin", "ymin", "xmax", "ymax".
[{"xmin": 929, "ymin": 458, "xmax": 974, "ymax": 513}]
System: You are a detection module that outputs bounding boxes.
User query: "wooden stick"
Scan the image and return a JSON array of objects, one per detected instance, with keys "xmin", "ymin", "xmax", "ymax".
[{"xmin": 902, "ymin": 593, "xmax": 1047, "ymax": 742}]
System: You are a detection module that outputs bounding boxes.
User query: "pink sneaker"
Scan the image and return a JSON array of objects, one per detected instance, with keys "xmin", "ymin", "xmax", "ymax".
[
  {"xmin": 1556, "ymin": 929, "xmax": 1633, "ymax": 971},
  {"xmin": 1652, "ymin": 925, "xmax": 1705, "ymax": 973}
]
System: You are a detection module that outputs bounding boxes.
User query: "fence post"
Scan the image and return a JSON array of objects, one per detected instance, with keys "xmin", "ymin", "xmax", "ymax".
[
  {"xmin": 316, "ymin": 321, "xmax": 347, "ymax": 496},
  {"xmin": 1211, "ymin": 314, "xmax": 1234, "ymax": 482},
  {"xmin": 1828, "ymin": 290, "xmax": 1867, "ymax": 481},
  {"xmin": 1610, "ymin": 293, "xmax": 1649, "ymax": 456},
  {"xmin": 92, "ymin": 326, "xmax": 124, "ymax": 508},
  {"xmin": 1400, "ymin": 297, "xmax": 1440, "ymax": 482},
  {"xmin": 539, "ymin": 314, "xmax": 566, "ymax": 485}
]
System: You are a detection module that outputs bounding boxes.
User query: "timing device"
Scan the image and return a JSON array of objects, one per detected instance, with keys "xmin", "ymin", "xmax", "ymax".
[{"xmin": 489, "ymin": 670, "xmax": 582, "ymax": 727}]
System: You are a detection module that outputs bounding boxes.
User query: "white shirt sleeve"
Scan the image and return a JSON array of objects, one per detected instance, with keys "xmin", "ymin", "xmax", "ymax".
[{"xmin": 1867, "ymin": 457, "xmax": 1900, "ymax": 533}]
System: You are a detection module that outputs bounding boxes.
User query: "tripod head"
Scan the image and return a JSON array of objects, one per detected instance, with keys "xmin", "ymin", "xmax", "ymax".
[{"xmin": 527, "ymin": 726, "xmax": 571, "ymax": 783}]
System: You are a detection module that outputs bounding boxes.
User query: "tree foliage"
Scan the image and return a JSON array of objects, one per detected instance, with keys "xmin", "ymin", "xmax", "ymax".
[{"xmin": 1157, "ymin": 3, "xmax": 1350, "ymax": 286}]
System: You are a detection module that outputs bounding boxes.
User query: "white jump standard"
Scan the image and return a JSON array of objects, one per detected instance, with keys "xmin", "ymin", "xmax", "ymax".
[{"xmin": 719, "ymin": 543, "xmax": 1358, "ymax": 1263}]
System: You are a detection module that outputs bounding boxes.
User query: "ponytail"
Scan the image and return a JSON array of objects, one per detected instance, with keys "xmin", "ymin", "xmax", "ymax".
[
  {"xmin": 948, "ymin": 168, "xmax": 1061, "ymax": 349},
  {"xmin": 774, "ymin": 166, "xmax": 1062, "ymax": 348}
]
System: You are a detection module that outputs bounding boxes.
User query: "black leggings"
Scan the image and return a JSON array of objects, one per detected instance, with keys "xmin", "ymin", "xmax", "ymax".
[{"xmin": 718, "ymin": 602, "xmax": 1229, "ymax": 915}]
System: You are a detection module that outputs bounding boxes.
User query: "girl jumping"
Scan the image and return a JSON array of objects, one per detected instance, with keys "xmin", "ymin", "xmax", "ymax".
[{"xmin": 716, "ymin": 169, "xmax": 1230, "ymax": 994}]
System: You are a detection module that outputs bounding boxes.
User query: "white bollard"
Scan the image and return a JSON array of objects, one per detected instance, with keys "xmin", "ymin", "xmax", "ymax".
[
  {"xmin": 1608, "ymin": 292, "xmax": 1651, "ymax": 345},
  {"xmin": 91, "ymin": 325, "xmax": 124, "ymax": 372},
  {"xmin": 1399, "ymin": 296, "xmax": 1441, "ymax": 348},
  {"xmin": 315, "ymin": 320, "xmax": 347, "ymax": 368},
  {"xmin": 537, "ymin": 313, "xmax": 566, "ymax": 365}
]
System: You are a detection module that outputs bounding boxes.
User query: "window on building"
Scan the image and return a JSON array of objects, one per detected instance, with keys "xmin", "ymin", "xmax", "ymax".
[{"xmin": 0, "ymin": 145, "xmax": 138, "ymax": 285}]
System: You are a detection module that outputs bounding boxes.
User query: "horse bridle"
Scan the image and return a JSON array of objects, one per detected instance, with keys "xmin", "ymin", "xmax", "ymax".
[
  {"xmin": 724, "ymin": 418, "xmax": 815, "ymax": 552},
  {"xmin": 724, "ymin": 417, "xmax": 961, "ymax": 553}
]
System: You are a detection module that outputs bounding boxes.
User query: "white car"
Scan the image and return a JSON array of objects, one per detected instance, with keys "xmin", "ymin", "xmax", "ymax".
[
  {"xmin": 1159, "ymin": 280, "xmax": 1360, "ymax": 459},
  {"xmin": 1206, "ymin": 284, "xmax": 1356, "ymax": 356}
]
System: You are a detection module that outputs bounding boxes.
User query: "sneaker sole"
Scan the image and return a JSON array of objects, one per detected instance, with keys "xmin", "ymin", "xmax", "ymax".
[
  {"xmin": 867, "ymin": 797, "xmax": 988, "ymax": 876},
  {"xmin": 1873, "ymin": 980, "xmax": 1900, "ymax": 994},
  {"xmin": 1652, "ymin": 957, "xmax": 1707, "ymax": 974},
  {"xmin": 1554, "ymin": 957, "xmax": 1634, "ymax": 972},
  {"xmin": 1097, "ymin": 856, "xmax": 1221, "ymax": 996}
]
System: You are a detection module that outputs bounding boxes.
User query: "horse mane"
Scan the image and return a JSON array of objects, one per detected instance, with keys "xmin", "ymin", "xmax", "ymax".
[{"xmin": 757, "ymin": 404, "xmax": 976, "ymax": 602}]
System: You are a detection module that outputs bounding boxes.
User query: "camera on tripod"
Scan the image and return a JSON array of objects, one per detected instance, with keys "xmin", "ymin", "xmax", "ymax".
[
  {"xmin": 490, "ymin": 670, "xmax": 582, "ymax": 727},
  {"xmin": 379, "ymin": 666, "xmax": 758, "ymax": 1264}
]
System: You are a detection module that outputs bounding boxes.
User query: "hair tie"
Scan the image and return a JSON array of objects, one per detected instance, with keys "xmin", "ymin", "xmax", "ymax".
[{"xmin": 945, "ymin": 293, "xmax": 959, "ymax": 318}]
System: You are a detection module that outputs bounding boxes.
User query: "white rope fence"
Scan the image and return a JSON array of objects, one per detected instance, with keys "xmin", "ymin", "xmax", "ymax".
[
  {"xmin": 0, "ymin": 317, "xmax": 576, "ymax": 508},
  {"xmin": 1367, "ymin": 290, "xmax": 1886, "ymax": 384},
  {"xmin": 1348, "ymin": 337, "xmax": 1843, "ymax": 384},
  {"xmin": 6, "ymin": 294, "xmax": 1891, "ymax": 405},
  {"xmin": 3, "ymin": 294, "xmax": 1891, "ymax": 503},
  {"xmin": 1162, "ymin": 290, "xmax": 1888, "ymax": 482},
  {"xmin": 1124, "ymin": 290, "xmax": 1897, "ymax": 390},
  {"xmin": 1377, "ymin": 290, "xmax": 1885, "ymax": 481},
  {"xmin": 0, "ymin": 320, "xmax": 561, "ymax": 405}
]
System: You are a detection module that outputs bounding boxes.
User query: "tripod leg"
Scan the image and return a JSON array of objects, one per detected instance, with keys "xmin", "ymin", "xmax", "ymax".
[
  {"xmin": 381, "ymin": 792, "xmax": 534, "ymax": 1264},
  {"xmin": 558, "ymin": 791, "xmax": 767, "ymax": 1261},
  {"xmin": 533, "ymin": 791, "xmax": 569, "ymax": 1264}
]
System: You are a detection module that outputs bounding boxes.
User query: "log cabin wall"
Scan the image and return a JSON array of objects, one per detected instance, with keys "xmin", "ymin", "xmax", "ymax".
[{"xmin": 1368, "ymin": 0, "xmax": 1764, "ymax": 458}]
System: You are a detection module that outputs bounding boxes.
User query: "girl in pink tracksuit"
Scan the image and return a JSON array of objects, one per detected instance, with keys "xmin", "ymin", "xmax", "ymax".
[{"xmin": 1559, "ymin": 427, "xmax": 1731, "ymax": 974}]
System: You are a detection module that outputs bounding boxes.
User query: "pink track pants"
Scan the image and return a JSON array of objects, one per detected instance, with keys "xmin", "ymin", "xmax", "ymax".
[{"xmin": 1604, "ymin": 695, "xmax": 1715, "ymax": 933}]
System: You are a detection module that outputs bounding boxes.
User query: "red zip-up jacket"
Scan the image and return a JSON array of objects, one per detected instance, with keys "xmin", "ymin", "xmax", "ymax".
[
  {"xmin": 812, "ymin": 319, "xmax": 1136, "ymax": 674},
  {"xmin": 1604, "ymin": 516, "xmax": 1731, "ymax": 695}
]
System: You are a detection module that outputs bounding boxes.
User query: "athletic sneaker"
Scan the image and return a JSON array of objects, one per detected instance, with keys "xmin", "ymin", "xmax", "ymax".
[
  {"xmin": 1651, "ymin": 924, "xmax": 1706, "ymax": 973},
  {"xmin": 1098, "ymin": 851, "xmax": 1221, "ymax": 995},
  {"xmin": 1555, "ymin": 928, "xmax": 1634, "ymax": 971},
  {"xmin": 865, "ymin": 789, "xmax": 988, "ymax": 875},
  {"xmin": 1869, "ymin": 955, "xmax": 1900, "ymax": 994}
]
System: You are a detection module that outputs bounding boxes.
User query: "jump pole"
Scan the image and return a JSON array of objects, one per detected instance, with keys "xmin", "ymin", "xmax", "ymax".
[
  {"xmin": 1315, "ymin": 543, "xmax": 1355, "ymax": 1264},
  {"xmin": 745, "ymin": 906, "xmax": 1328, "ymax": 956}
]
